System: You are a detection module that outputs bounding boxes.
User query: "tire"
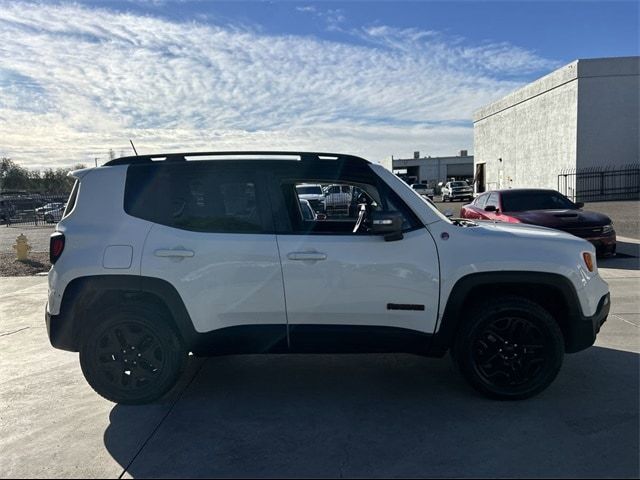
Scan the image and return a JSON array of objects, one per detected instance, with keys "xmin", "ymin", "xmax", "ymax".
[
  {"xmin": 79, "ymin": 304, "xmax": 187, "ymax": 404},
  {"xmin": 453, "ymin": 296, "xmax": 564, "ymax": 400}
]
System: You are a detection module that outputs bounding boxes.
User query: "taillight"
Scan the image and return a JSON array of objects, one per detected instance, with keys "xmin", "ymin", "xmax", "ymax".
[{"xmin": 50, "ymin": 232, "xmax": 65, "ymax": 264}]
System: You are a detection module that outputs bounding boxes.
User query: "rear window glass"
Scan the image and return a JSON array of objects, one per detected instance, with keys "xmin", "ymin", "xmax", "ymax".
[
  {"xmin": 501, "ymin": 191, "xmax": 576, "ymax": 212},
  {"xmin": 63, "ymin": 180, "xmax": 79, "ymax": 218},
  {"xmin": 125, "ymin": 164, "xmax": 268, "ymax": 233}
]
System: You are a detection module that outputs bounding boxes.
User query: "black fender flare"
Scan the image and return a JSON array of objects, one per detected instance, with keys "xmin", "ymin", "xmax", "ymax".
[
  {"xmin": 428, "ymin": 271, "xmax": 588, "ymax": 356},
  {"xmin": 48, "ymin": 275, "xmax": 197, "ymax": 352}
]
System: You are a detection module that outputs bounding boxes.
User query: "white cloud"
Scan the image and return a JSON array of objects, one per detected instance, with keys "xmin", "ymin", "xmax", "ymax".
[{"xmin": 0, "ymin": 2, "xmax": 557, "ymax": 169}]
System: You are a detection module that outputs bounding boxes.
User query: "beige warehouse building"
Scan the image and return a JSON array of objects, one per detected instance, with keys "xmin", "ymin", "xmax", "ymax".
[{"xmin": 473, "ymin": 56, "xmax": 639, "ymax": 200}]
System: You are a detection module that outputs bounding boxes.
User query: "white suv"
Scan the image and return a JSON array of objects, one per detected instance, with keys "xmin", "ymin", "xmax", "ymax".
[
  {"xmin": 46, "ymin": 151, "xmax": 610, "ymax": 404},
  {"xmin": 442, "ymin": 180, "xmax": 473, "ymax": 202}
]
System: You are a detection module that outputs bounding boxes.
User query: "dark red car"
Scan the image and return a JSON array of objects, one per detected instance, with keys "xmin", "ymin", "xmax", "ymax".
[{"xmin": 460, "ymin": 189, "xmax": 616, "ymax": 256}]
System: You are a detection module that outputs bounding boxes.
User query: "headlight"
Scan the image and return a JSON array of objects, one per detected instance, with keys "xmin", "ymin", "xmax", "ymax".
[{"xmin": 602, "ymin": 224, "xmax": 614, "ymax": 234}]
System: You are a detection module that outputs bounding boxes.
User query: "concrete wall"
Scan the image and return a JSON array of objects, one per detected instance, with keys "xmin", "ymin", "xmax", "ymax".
[
  {"xmin": 473, "ymin": 57, "xmax": 639, "ymax": 195},
  {"xmin": 576, "ymin": 58, "xmax": 640, "ymax": 169},
  {"xmin": 473, "ymin": 62, "xmax": 579, "ymax": 192}
]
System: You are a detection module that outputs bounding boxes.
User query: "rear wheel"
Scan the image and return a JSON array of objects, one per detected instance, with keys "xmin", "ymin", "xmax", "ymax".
[
  {"xmin": 80, "ymin": 304, "xmax": 187, "ymax": 404},
  {"xmin": 453, "ymin": 296, "xmax": 564, "ymax": 399}
]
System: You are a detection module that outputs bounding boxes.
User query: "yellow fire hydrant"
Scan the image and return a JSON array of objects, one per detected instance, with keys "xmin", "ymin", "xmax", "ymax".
[{"xmin": 13, "ymin": 234, "xmax": 32, "ymax": 261}]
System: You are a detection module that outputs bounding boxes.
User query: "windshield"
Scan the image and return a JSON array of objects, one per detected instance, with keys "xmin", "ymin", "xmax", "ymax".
[
  {"xmin": 501, "ymin": 191, "xmax": 576, "ymax": 212},
  {"xmin": 296, "ymin": 186, "xmax": 322, "ymax": 195},
  {"xmin": 451, "ymin": 182, "xmax": 468, "ymax": 188}
]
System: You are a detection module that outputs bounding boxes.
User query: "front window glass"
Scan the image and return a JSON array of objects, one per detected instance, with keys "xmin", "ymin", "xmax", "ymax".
[{"xmin": 286, "ymin": 180, "xmax": 418, "ymax": 234}]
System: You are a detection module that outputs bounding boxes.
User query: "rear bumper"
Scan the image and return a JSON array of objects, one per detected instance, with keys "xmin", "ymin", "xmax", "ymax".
[
  {"xmin": 565, "ymin": 292, "xmax": 610, "ymax": 353},
  {"xmin": 45, "ymin": 303, "xmax": 77, "ymax": 352}
]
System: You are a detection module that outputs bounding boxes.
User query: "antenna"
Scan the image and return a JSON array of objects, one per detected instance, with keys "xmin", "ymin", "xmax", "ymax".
[{"xmin": 129, "ymin": 139, "xmax": 139, "ymax": 156}]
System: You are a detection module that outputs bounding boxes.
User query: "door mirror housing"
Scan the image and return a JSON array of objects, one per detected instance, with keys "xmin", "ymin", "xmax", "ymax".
[
  {"xmin": 371, "ymin": 211, "xmax": 404, "ymax": 242},
  {"xmin": 484, "ymin": 205, "xmax": 497, "ymax": 212}
]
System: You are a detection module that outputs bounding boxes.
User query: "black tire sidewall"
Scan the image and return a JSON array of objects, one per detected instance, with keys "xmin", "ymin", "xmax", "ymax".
[
  {"xmin": 79, "ymin": 305, "xmax": 186, "ymax": 405},
  {"xmin": 454, "ymin": 298, "xmax": 564, "ymax": 400}
]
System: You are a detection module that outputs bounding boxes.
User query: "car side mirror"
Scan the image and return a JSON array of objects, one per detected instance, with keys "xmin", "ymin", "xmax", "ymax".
[
  {"xmin": 371, "ymin": 211, "xmax": 404, "ymax": 242},
  {"xmin": 316, "ymin": 213, "xmax": 327, "ymax": 220},
  {"xmin": 444, "ymin": 210, "xmax": 453, "ymax": 218},
  {"xmin": 484, "ymin": 205, "xmax": 497, "ymax": 212},
  {"xmin": 575, "ymin": 202, "xmax": 584, "ymax": 209}
]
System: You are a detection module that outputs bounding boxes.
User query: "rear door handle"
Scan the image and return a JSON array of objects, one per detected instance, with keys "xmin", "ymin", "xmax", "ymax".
[
  {"xmin": 154, "ymin": 249, "xmax": 195, "ymax": 258},
  {"xmin": 287, "ymin": 252, "xmax": 327, "ymax": 261}
]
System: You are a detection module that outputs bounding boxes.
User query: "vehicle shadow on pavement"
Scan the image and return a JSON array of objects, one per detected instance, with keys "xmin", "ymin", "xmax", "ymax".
[
  {"xmin": 103, "ymin": 348, "xmax": 639, "ymax": 478},
  {"xmin": 599, "ymin": 241, "xmax": 640, "ymax": 271}
]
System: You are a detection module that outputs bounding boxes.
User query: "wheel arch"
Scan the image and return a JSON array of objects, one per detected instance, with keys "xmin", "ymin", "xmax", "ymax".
[
  {"xmin": 429, "ymin": 271, "xmax": 582, "ymax": 356},
  {"xmin": 51, "ymin": 275, "xmax": 197, "ymax": 352}
]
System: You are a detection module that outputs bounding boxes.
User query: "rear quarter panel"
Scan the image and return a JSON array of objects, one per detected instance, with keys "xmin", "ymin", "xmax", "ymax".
[{"xmin": 47, "ymin": 166, "xmax": 153, "ymax": 315}]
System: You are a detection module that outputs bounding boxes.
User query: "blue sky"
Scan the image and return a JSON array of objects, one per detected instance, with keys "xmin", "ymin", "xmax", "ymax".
[{"xmin": 0, "ymin": 1, "xmax": 638, "ymax": 168}]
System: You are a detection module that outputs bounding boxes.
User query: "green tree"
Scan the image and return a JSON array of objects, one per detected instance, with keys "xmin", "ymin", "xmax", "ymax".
[{"xmin": 0, "ymin": 157, "xmax": 30, "ymax": 192}]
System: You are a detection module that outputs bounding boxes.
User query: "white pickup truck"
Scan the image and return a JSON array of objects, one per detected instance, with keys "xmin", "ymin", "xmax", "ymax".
[{"xmin": 411, "ymin": 183, "xmax": 435, "ymax": 200}]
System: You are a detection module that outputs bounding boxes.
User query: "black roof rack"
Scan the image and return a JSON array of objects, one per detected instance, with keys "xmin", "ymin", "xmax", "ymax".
[{"xmin": 104, "ymin": 151, "xmax": 370, "ymax": 166}]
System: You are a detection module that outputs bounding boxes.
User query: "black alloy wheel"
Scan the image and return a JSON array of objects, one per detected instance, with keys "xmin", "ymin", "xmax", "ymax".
[
  {"xmin": 471, "ymin": 316, "xmax": 547, "ymax": 389},
  {"xmin": 454, "ymin": 296, "xmax": 564, "ymax": 399},
  {"xmin": 80, "ymin": 305, "xmax": 187, "ymax": 404}
]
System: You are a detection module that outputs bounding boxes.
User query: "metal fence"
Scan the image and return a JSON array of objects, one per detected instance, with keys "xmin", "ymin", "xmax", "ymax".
[
  {"xmin": 558, "ymin": 164, "xmax": 640, "ymax": 202},
  {"xmin": 1, "ymin": 192, "xmax": 70, "ymax": 227}
]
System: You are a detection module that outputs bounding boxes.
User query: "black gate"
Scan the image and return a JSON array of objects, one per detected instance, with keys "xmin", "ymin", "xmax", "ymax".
[
  {"xmin": 558, "ymin": 164, "xmax": 640, "ymax": 202},
  {"xmin": 1, "ymin": 192, "xmax": 70, "ymax": 227}
]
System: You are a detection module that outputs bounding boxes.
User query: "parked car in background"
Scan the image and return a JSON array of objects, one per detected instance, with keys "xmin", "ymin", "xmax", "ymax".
[
  {"xmin": 35, "ymin": 202, "xmax": 64, "ymax": 215},
  {"xmin": 35, "ymin": 202, "xmax": 66, "ymax": 223},
  {"xmin": 0, "ymin": 199, "xmax": 16, "ymax": 224},
  {"xmin": 441, "ymin": 181, "xmax": 473, "ymax": 202},
  {"xmin": 411, "ymin": 183, "xmax": 434, "ymax": 200},
  {"xmin": 43, "ymin": 204, "xmax": 66, "ymax": 223},
  {"xmin": 460, "ymin": 189, "xmax": 616, "ymax": 256},
  {"xmin": 296, "ymin": 184, "xmax": 325, "ymax": 213},
  {"xmin": 299, "ymin": 199, "xmax": 317, "ymax": 221},
  {"xmin": 324, "ymin": 184, "xmax": 352, "ymax": 216}
]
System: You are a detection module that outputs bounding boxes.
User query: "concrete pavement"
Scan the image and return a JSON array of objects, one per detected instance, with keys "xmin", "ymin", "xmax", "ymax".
[{"xmin": 0, "ymin": 253, "xmax": 638, "ymax": 478}]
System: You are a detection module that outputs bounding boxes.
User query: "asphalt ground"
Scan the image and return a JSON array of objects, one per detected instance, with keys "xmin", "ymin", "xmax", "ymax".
[{"xmin": 0, "ymin": 241, "xmax": 638, "ymax": 478}]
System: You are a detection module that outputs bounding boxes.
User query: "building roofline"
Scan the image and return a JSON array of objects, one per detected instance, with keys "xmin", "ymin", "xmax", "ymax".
[{"xmin": 473, "ymin": 56, "xmax": 639, "ymax": 123}]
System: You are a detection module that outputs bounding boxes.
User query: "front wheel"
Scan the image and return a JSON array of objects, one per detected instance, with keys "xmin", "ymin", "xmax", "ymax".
[
  {"xmin": 453, "ymin": 296, "xmax": 564, "ymax": 400},
  {"xmin": 80, "ymin": 304, "xmax": 187, "ymax": 404}
]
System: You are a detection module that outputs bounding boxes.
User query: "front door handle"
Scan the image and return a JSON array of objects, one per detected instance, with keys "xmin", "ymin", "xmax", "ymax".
[
  {"xmin": 287, "ymin": 252, "xmax": 327, "ymax": 261},
  {"xmin": 154, "ymin": 249, "xmax": 195, "ymax": 258}
]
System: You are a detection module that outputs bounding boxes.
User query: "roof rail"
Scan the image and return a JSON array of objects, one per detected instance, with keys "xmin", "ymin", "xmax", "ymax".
[{"xmin": 104, "ymin": 151, "xmax": 370, "ymax": 166}]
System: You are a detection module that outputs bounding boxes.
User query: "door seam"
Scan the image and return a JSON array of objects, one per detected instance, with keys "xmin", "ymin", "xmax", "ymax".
[{"xmin": 274, "ymin": 234, "xmax": 291, "ymax": 349}]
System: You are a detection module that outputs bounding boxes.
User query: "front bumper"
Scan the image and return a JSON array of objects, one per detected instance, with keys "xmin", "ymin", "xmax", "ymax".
[
  {"xmin": 449, "ymin": 192, "xmax": 473, "ymax": 198},
  {"xmin": 565, "ymin": 292, "xmax": 610, "ymax": 353},
  {"xmin": 586, "ymin": 234, "xmax": 617, "ymax": 257}
]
